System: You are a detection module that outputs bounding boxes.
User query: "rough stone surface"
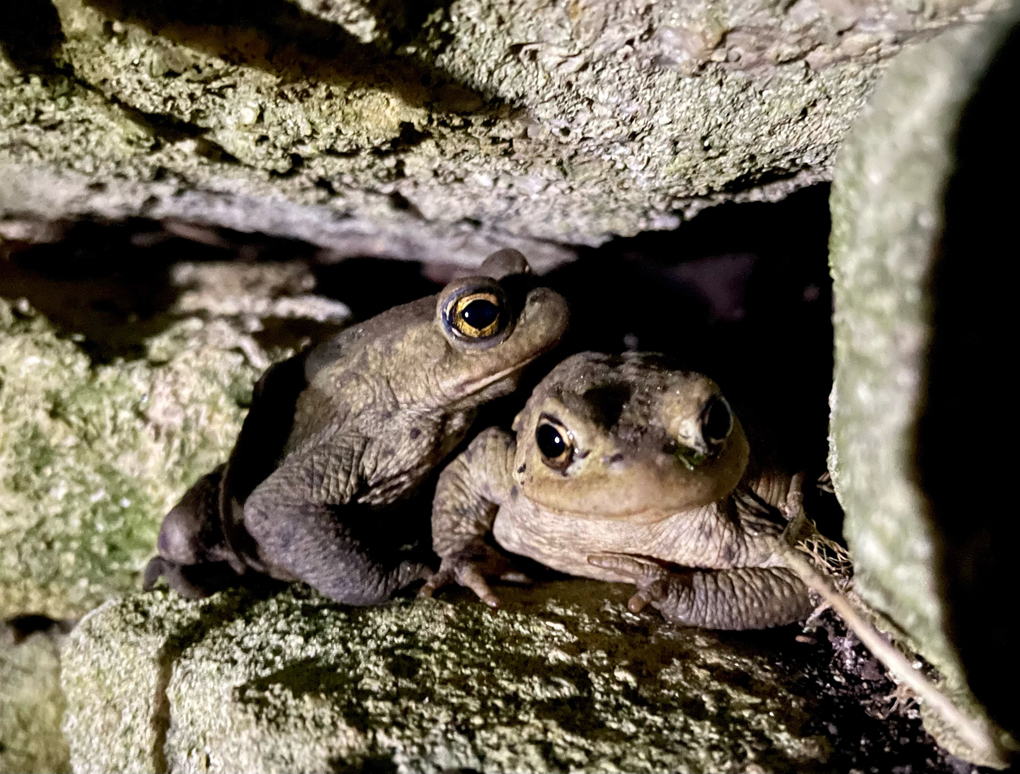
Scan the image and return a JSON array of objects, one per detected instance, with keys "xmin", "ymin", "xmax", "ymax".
[
  {"xmin": 0, "ymin": 623, "xmax": 71, "ymax": 774},
  {"xmin": 829, "ymin": 20, "xmax": 982, "ymax": 687},
  {"xmin": 827, "ymin": 6, "xmax": 1019, "ymax": 760},
  {"xmin": 0, "ymin": 262, "xmax": 349, "ymax": 619},
  {"xmin": 0, "ymin": 0, "xmax": 1006, "ymax": 268},
  {"xmin": 60, "ymin": 583, "xmax": 841, "ymax": 774}
]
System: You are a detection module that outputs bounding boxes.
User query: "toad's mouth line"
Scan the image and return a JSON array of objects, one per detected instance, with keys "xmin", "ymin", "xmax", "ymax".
[
  {"xmin": 457, "ymin": 340, "xmax": 559, "ymax": 395},
  {"xmin": 516, "ymin": 498, "xmax": 682, "ymax": 524}
]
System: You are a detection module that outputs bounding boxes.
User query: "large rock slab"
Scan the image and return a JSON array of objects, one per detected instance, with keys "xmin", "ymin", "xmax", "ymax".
[
  {"xmin": 828, "ymin": 4, "xmax": 1020, "ymax": 754},
  {"xmin": 61, "ymin": 583, "xmax": 842, "ymax": 774},
  {"xmin": 0, "ymin": 622, "xmax": 71, "ymax": 774},
  {"xmin": 1, "ymin": 0, "xmax": 1006, "ymax": 266},
  {"xmin": 61, "ymin": 581, "xmax": 978, "ymax": 774},
  {"xmin": 0, "ymin": 261, "xmax": 348, "ymax": 619}
]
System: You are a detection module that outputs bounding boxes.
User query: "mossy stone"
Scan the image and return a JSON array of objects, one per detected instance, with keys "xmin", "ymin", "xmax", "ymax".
[
  {"xmin": 0, "ymin": 624, "xmax": 71, "ymax": 774},
  {"xmin": 62, "ymin": 584, "xmax": 835, "ymax": 773},
  {"xmin": 0, "ymin": 298, "xmax": 259, "ymax": 619},
  {"xmin": 828, "ymin": 6, "xmax": 1020, "ymax": 759},
  {"xmin": 3, "ymin": 0, "xmax": 1007, "ymax": 265}
]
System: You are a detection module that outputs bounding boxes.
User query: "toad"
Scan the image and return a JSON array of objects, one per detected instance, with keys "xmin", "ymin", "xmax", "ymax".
[
  {"xmin": 144, "ymin": 250, "xmax": 569, "ymax": 605},
  {"xmin": 423, "ymin": 351, "xmax": 814, "ymax": 629}
]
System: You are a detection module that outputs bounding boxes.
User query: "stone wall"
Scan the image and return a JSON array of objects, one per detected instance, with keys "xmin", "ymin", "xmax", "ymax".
[
  {"xmin": 828, "ymin": 3, "xmax": 1020, "ymax": 757},
  {"xmin": 2, "ymin": 0, "xmax": 1007, "ymax": 268}
]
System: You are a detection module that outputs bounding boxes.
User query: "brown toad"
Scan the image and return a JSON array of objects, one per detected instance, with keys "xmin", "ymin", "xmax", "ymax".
[
  {"xmin": 423, "ymin": 351, "xmax": 813, "ymax": 629},
  {"xmin": 144, "ymin": 250, "xmax": 569, "ymax": 605}
]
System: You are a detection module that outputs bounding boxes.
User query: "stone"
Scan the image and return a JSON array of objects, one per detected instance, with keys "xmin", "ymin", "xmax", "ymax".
[
  {"xmin": 0, "ymin": 622, "xmax": 71, "ymax": 774},
  {"xmin": 827, "ymin": 4, "xmax": 1020, "ymax": 760},
  {"xmin": 0, "ymin": 261, "xmax": 349, "ymax": 619},
  {"xmin": 1, "ymin": 0, "xmax": 1008, "ymax": 268},
  {"xmin": 62, "ymin": 583, "xmax": 842, "ymax": 774}
]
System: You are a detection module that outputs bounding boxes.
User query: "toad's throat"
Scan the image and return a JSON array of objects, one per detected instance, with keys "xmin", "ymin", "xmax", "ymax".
[{"xmin": 517, "ymin": 494, "xmax": 686, "ymax": 525}]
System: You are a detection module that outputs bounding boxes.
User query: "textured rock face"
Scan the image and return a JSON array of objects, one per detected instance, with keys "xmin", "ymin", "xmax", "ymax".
[
  {"xmin": 61, "ymin": 583, "xmax": 839, "ymax": 774},
  {"xmin": 0, "ymin": 262, "xmax": 348, "ymax": 619},
  {"xmin": 828, "ymin": 5, "xmax": 1020, "ymax": 752},
  {"xmin": 0, "ymin": 623, "xmax": 71, "ymax": 774},
  {"xmin": 0, "ymin": 0, "xmax": 1006, "ymax": 268}
]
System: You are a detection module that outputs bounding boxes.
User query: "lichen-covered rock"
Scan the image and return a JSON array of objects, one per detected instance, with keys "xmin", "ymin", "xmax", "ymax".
[
  {"xmin": 0, "ymin": 623, "xmax": 71, "ymax": 774},
  {"xmin": 0, "ymin": 262, "xmax": 349, "ymax": 619},
  {"xmin": 62, "ymin": 583, "xmax": 838, "ymax": 774},
  {"xmin": 828, "ymin": 5, "xmax": 1020, "ymax": 760},
  {"xmin": 0, "ymin": 0, "xmax": 1006, "ymax": 267},
  {"xmin": 0, "ymin": 300, "xmax": 255, "ymax": 619}
]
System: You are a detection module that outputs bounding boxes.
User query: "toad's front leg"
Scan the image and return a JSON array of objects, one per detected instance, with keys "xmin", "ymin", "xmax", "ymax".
[
  {"xmin": 244, "ymin": 451, "xmax": 430, "ymax": 605},
  {"xmin": 422, "ymin": 427, "xmax": 527, "ymax": 608},
  {"xmin": 588, "ymin": 554, "xmax": 813, "ymax": 630}
]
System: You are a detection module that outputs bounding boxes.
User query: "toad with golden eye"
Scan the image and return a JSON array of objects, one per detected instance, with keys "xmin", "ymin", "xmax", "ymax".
[
  {"xmin": 144, "ymin": 250, "xmax": 569, "ymax": 605},
  {"xmin": 422, "ymin": 351, "xmax": 814, "ymax": 629}
]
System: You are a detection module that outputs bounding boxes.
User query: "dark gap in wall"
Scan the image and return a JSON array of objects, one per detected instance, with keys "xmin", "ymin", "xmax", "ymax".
[
  {"xmin": 0, "ymin": 0, "xmax": 65, "ymax": 73},
  {"xmin": 311, "ymin": 257, "xmax": 442, "ymax": 321},
  {"xmin": 0, "ymin": 218, "xmax": 325, "ymax": 363},
  {"xmin": 3, "ymin": 614, "xmax": 74, "ymax": 643}
]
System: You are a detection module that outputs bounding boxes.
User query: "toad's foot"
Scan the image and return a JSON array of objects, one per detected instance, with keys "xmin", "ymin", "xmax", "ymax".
[
  {"xmin": 588, "ymin": 552, "xmax": 814, "ymax": 630},
  {"xmin": 143, "ymin": 556, "xmax": 240, "ymax": 599},
  {"xmin": 587, "ymin": 553, "xmax": 671, "ymax": 614},
  {"xmin": 420, "ymin": 541, "xmax": 530, "ymax": 608}
]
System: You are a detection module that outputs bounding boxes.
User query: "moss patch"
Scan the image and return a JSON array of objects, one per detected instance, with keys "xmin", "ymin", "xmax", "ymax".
[
  {"xmin": 0, "ymin": 624, "xmax": 71, "ymax": 774},
  {"xmin": 63, "ymin": 583, "xmax": 836, "ymax": 773},
  {"xmin": 0, "ymin": 298, "xmax": 259, "ymax": 618},
  {"xmin": 3, "ymin": 0, "xmax": 1002, "ymax": 263}
]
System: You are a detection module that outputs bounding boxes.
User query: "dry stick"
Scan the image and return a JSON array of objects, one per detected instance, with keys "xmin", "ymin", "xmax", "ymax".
[{"xmin": 776, "ymin": 541, "xmax": 1005, "ymax": 765}]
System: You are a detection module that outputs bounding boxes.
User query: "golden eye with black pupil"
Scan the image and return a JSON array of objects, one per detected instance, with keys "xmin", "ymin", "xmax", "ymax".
[
  {"xmin": 441, "ymin": 285, "xmax": 510, "ymax": 343},
  {"xmin": 701, "ymin": 395, "xmax": 733, "ymax": 447},
  {"xmin": 536, "ymin": 417, "xmax": 574, "ymax": 471},
  {"xmin": 452, "ymin": 292, "xmax": 502, "ymax": 337}
]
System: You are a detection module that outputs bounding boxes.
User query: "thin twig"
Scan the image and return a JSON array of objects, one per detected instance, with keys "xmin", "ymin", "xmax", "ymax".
[{"xmin": 777, "ymin": 541, "xmax": 1006, "ymax": 766}]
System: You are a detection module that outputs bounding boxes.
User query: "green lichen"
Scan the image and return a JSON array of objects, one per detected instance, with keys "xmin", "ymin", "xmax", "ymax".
[
  {"xmin": 2, "ymin": 0, "xmax": 1001, "ymax": 264},
  {"xmin": 0, "ymin": 626, "xmax": 71, "ymax": 774},
  {"xmin": 63, "ymin": 584, "xmax": 832, "ymax": 773},
  {"xmin": 827, "ymin": 13, "xmax": 1019, "ymax": 765},
  {"xmin": 0, "ymin": 299, "xmax": 259, "ymax": 618}
]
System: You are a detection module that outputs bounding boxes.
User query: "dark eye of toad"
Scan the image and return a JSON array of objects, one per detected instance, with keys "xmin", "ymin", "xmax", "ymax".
[
  {"xmin": 461, "ymin": 298, "xmax": 499, "ymax": 331},
  {"xmin": 536, "ymin": 423, "xmax": 564, "ymax": 457},
  {"xmin": 536, "ymin": 420, "xmax": 573, "ymax": 470},
  {"xmin": 702, "ymin": 396, "xmax": 733, "ymax": 446}
]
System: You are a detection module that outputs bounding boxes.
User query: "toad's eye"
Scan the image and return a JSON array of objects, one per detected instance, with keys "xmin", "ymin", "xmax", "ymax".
[
  {"xmin": 459, "ymin": 296, "xmax": 500, "ymax": 332},
  {"xmin": 443, "ymin": 289, "xmax": 507, "ymax": 341},
  {"xmin": 701, "ymin": 395, "xmax": 733, "ymax": 447},
  {"xmin": 536, "ymin": 416, "xmax": 574, "ymax": 471}
]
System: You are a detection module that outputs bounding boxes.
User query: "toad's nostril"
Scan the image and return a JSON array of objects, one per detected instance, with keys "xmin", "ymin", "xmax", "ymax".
[{"xmin": 602, "ymin": 453, "xmax": 626, "ymax": 469}]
